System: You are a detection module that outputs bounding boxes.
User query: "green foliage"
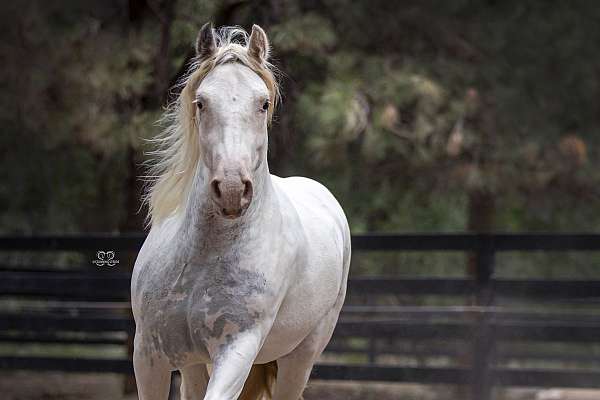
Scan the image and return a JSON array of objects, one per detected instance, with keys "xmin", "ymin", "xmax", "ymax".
[{"xmin": 270, "ymin": 13, "xmax": 336, "ymax": 54}]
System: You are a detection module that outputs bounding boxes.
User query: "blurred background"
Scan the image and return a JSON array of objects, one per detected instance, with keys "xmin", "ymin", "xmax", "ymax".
[
  {"xmin": 1, "ymin": 1, "xmax": 600, "ymax": 399},
  {"xmin": 3, "ymin": 0, "xmax": 600, "ymax": 235}
]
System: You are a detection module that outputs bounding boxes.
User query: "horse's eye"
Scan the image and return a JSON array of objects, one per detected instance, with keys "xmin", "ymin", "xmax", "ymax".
[
  {"xmin": 195, "ymin": 100, "xmax": 203, "ymax": 110},
  {"xmin": 261, "ymin": 100, "xmax": 269, "ymax": 112}
]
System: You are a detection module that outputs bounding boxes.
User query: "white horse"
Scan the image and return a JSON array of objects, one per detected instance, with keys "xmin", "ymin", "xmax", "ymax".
[{"xmin": 131, "ymin": 23, "xmax": 351, "ymax": 400}]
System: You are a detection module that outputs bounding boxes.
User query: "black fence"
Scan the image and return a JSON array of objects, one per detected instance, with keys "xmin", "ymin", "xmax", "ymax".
[{"xmin": 1, "ymin": 233, "xmax": 600, "ymax": 400}]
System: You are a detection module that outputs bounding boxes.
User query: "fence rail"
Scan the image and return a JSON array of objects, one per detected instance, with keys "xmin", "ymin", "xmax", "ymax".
[
  {"xmin": 2, "ymin": 232, "xmax": 600, "ymax": 251},
  {"xmin": 1, "ymin": 233, "xmax": 600, "ymax": 400},
  {"xmin": 3, "ymin": 271, "xmax": 600, "ymax": 299}
]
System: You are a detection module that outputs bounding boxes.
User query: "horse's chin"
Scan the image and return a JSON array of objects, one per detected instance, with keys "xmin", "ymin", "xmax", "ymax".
[
  {"xmin": 218, "ymin": 206, "xmax": 249, "ymax": 220},
  {"xmin": 222, "ymin": 211, "xmax": 242, "ymax": 220}
]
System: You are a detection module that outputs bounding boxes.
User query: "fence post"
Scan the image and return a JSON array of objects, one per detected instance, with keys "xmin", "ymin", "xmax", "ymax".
[
  {"xmin": 366, "ymin": 289, "xmax": 378, "ymax": 364},
  {"xmin": 367, "ymin": 337, "xmax": 378, "ymax": 364},
  {"xmin": 471, "ymin": 234, "xmax": 496, "ymax": 400}
]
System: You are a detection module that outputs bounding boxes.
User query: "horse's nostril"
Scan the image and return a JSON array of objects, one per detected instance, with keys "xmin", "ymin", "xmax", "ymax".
[
  {"xmin": 211, "ymin": 179, "xmax": 222, "ymax": 199},
  {"xmin": 242, "ymin": 179, "xmax": 253, "ymax": 199}
]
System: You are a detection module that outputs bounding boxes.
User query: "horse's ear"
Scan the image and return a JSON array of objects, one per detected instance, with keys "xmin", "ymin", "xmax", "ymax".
[
  {"xmin": 248, "ymin": 24, "xmax": 270, "ymax": 63},
  {"xmin": 196, "ymin": 22, "xmax": 216, "ymax": 59}
]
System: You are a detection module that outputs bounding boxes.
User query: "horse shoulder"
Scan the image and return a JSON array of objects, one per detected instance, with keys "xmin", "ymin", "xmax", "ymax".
[
  {"xmin": 131, "ymin": 216, "xmax": 181, "ymax": 317},
  {"xmin": 271, "ymin": 175, "xmax": 350, "ymax": 296}
]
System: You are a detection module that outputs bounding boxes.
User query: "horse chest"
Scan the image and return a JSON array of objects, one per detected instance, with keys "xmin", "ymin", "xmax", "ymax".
[{"xmin": 134, "ymin": 253, "xmax": 274, "ymax": 365}]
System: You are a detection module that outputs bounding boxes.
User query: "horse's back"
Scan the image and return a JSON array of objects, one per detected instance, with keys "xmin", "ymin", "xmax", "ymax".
[{"xmin": 273, "ymin": 175, "xmax": 349, "ymax": 243}]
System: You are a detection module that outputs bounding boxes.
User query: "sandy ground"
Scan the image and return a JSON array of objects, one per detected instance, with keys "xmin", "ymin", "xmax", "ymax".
[{"xmin": 0, "ymin": 371, "xmax": 599, "ymax": 400}]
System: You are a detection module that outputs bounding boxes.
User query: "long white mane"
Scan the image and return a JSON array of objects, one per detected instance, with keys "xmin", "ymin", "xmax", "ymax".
[{"xmin": 144, "ymin": 27, "xmax": 280, "ymax": 227}]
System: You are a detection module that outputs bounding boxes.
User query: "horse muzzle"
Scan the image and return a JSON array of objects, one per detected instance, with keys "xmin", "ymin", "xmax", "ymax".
[{"xmin": 209, "ymin": 173, "xmax": 253, "ymax": 219}]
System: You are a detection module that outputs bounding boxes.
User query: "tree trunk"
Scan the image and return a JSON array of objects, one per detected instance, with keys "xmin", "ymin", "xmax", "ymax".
[
  {"xmin": 154, "ymin": 0, "xmax": 177, "ymax": 106},
  {"xmin": 462, "ymin": 91, "xmax": 497, "ymax": 400},
  {"xmin": 467, "ymin": 189, "xmax": 495, "ymax": 273}
]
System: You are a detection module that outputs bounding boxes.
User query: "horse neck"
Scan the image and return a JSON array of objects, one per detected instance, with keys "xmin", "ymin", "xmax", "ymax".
[{"xmin": 179, "ymin": 160, "xmax": 276, "ymax": 245}]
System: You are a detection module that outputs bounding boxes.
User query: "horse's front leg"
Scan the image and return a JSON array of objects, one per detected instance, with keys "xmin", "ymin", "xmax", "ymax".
[
  {"xmin": 204, "ymin": 332, "xmax": 264, "ymax": 400},
  {"xmin": 180, "ymin": 363, "xmax": 209, "ymax": 400},
  {"xmin": 133, "ymin": 333, "xmax": 172, "ymax": 400}
]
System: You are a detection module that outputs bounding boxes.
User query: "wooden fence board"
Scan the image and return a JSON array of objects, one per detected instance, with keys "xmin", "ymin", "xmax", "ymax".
[{"xmin": 1, "ymin": 233, "xmax": 599, "ymax": 252}]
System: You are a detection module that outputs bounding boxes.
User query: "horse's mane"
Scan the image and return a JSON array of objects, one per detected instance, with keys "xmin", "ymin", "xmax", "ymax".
[{"xmin": 144, "ymin": 27, "xmax": 280, "ymax": 227}]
